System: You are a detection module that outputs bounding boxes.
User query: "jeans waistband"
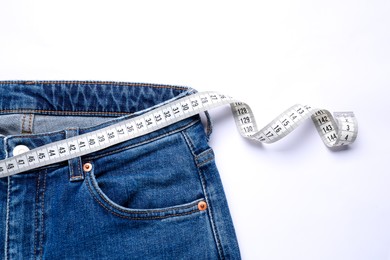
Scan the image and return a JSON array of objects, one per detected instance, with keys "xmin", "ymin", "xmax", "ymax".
[
  {"xmin": 0, "ymin": 81, "xmax": 195, "ymax": 117},
  {"xmin": 0, "ymin": 81, "xmax": 201, "ymax": 164}
]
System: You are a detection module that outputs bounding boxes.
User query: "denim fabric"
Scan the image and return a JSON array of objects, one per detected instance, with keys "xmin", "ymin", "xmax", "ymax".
[{"xmin": 0, "ymin": 81, "xmax": 241, "ymax": 259}]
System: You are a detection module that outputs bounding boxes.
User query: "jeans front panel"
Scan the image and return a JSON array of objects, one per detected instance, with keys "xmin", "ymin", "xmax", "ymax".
[
  {"xmin": 0, "ymin": 81, "xmax": 241, "ymax": 259},
  {"xmin": 42, "ymin": 120, "xmax": 220, "ymax": 259}
]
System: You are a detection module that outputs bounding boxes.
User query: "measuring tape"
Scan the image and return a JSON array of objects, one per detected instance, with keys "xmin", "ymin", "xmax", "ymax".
[{"xmin": 0, "ymin": 91, "xmax": 358, "ymax": 178}]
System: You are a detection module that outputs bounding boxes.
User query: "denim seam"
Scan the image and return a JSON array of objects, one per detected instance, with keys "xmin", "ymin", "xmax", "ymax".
[
  {"xmin": 180, "ymin": 132, "xmax": 225, "ymax": 259},
  {"xmin": 84, "ymin": 119, "xmax": 200, "ymax": 161},
  {"xmin": 39, "ymin": 170, "xmax": 47, "ymax": 260},
  {"xmin": 181, "ymin": 131, "xmax": 196, "ymax": 156},
  {"xmin": 8, "ymin": 131, "xmax": 65, "ymax": 139},
  {"xmin": 5, "ymin": 176, "xmax": 10, "ymax": 260},
  {"xmin": 0, "ymin": 81, "xmax": 189, "ymax": 91},
  {"xmin": 0, "ymin": 109, "xmax": 131, "ymax": 116},
  {"xmin": 10, "ymin": 127, "xmax": 79, "ymax": 140},
  {"xmin": 34, "ymin": 172, "xmax": 40, "ymax": 258},
  {"xmin": 85, "ymin": 174, "xmax": 201, "ymax": 220},
  {"xmin": 198, "ymin": 167, "xmax": 225, "ymax": 260},
  {"xmin": 4, "ymin": 139, "xmax": 10, "ymax": 260}
]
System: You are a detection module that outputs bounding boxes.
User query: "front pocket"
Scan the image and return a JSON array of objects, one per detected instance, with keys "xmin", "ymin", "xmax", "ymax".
[{"xmin": 84, "ymin": 132, "xmax": 206, "ymax": 220}]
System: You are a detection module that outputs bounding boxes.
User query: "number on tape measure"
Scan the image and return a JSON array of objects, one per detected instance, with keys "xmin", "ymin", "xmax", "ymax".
[{"xmin": 0, "ymin": 91, "xmax": 358, "ymax": 178}]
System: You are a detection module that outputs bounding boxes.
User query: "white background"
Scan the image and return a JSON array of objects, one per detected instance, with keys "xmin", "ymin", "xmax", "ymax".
[{"xmin": 0, "ymin": 1, "xmax": 389, "ymax": 259}]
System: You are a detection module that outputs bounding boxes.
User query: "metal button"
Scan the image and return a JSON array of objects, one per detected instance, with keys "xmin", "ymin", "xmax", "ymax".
[
  {"xmin": 198, "ymin": 201, "xmax": 208, "ymax": 211},
  {"xmin": 13, "ymin": 145, "xmax": 30, "ymax": 156},
  {"xmin": 83, "ymin": 162, "xmax": 93, "ymax": 172}
]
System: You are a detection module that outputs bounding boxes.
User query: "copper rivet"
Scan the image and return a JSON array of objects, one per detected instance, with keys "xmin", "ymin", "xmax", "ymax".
[
  {"xmin": 83, "ymin": 162, "xmax": 92, "ymax": 172},
  {"xmin": 198, "ymin": 201, "xmax": 207, "ymax": 211}
]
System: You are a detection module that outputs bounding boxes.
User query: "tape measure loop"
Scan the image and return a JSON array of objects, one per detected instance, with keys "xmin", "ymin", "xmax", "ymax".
[{"xmin": 0, "ymin": 91, "xmax": 358, "ymax": 178}]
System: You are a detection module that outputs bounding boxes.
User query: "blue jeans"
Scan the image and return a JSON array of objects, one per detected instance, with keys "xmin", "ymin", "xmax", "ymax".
[{"xmin": 0, "ymin": 81, "xmax": 241, "ymax": 259}]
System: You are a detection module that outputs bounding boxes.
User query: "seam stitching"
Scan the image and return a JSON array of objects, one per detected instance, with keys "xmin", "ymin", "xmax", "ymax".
[
  {"xmin": 197, "ymin": 167, "xmax": 225, "ymax": 260},
  {"xmin": 4, "ymin": 139, "xmax": 9, "ymax": 260},
  {"xmin": 39, "ymin": 170, "xmax": 47, "ymax": 260},
  {"xmin": 181, "ymin": 131, "xmax": 196, "ymax": 156},
  {"xmin": 34, "ymin": 171, "xmax": 40, "ymax": 258},
  {"xmin": 75, "ymin": 158, "xmax": 83, "ymax": 179},
  {"xmin": 69, "ymin": 158, "xmax": 74, "ymax": 180},
  {"xmin": 28, "ymin": 114, "xmax": 34, "ymax": 134},
  {"xmin": 5, "ymin": 176, "xmax": 10, "ymax": 260},
  {"xmin": 180, "ymin": 129, "xmax": 225, "ymax": 258},
  {"xmin": 0, "ymin": 109, "xmax": 131, "ymax": 116},
  {"xmin": 21, "ymin": 114, "xmax": 27, "ymax": 134},
  {"xmin": 0, "ymin": 81, "xmax": 188, "ymax": 90},
  {"xmin": 9, "ymin": 131, "xmax": 65, "ymax": 139},
  {"xmin": 85, "ymin": 175, "xmax": 200, "ymax": 220}
]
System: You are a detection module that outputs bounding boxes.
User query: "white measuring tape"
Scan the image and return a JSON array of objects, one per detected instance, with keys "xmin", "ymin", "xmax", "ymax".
[{"xmin": 0, "ymin": 91, "xmax": 358, "ymax": 178}]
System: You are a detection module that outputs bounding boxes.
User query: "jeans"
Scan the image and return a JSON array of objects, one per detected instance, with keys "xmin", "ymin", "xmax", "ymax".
[{"xmin": 0, "ymin": 81, "xmax": 241, "ymax": 259}]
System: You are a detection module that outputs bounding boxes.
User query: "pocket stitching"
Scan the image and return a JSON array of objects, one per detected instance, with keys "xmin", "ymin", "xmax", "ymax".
[
  {"xmin": 90, "ymin": 170, "xmax": 200, "ymax": 213},
  {"xmin": 85, "ymin": 171, "xmax": 204, "ymax": 220},
  {"xmin": 86, "ymin": 178, "xmax": 200, "ymax": 220}
]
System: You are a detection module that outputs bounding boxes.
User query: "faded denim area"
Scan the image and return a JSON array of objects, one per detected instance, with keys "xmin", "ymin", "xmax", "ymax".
[{"xmin": 0, "ymin": 81, "xmax": 240, "ymax": 259}]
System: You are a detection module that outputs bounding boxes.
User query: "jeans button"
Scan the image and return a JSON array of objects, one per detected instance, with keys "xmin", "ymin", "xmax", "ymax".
[
  {"xmin": 198, "ymin": 201, "xmax": 207, "ymax": 211},
  {"xmin": 13, "ymin": 145, "xmax": 30, "ymax": 156},
  {"xmin": 83, "ymin": 162, "xmax": 93, "ymax": 172}
]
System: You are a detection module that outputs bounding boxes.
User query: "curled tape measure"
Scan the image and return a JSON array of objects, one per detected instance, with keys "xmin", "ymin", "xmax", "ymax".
[{"xmin": 0, "ymin": 91, "xmax": 358, "ymax": 178}]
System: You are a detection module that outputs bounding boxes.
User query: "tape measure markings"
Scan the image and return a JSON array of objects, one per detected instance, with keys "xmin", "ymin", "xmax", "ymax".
[{"xmin": 0, "ymin": 91, "xmax": 358, "ymax": 178}]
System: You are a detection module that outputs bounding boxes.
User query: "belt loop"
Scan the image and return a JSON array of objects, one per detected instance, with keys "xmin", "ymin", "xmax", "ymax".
[
  {"xmin": 65, "ymin": 128, "xmax": 84, "ymax": 182},
  {"xmin": 21, "ymin": 113, "xmax": 34, "ymax": 134},
  {"xmin": 204, "ymin": 111, "xmax": 213, "ymax": 141}
]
